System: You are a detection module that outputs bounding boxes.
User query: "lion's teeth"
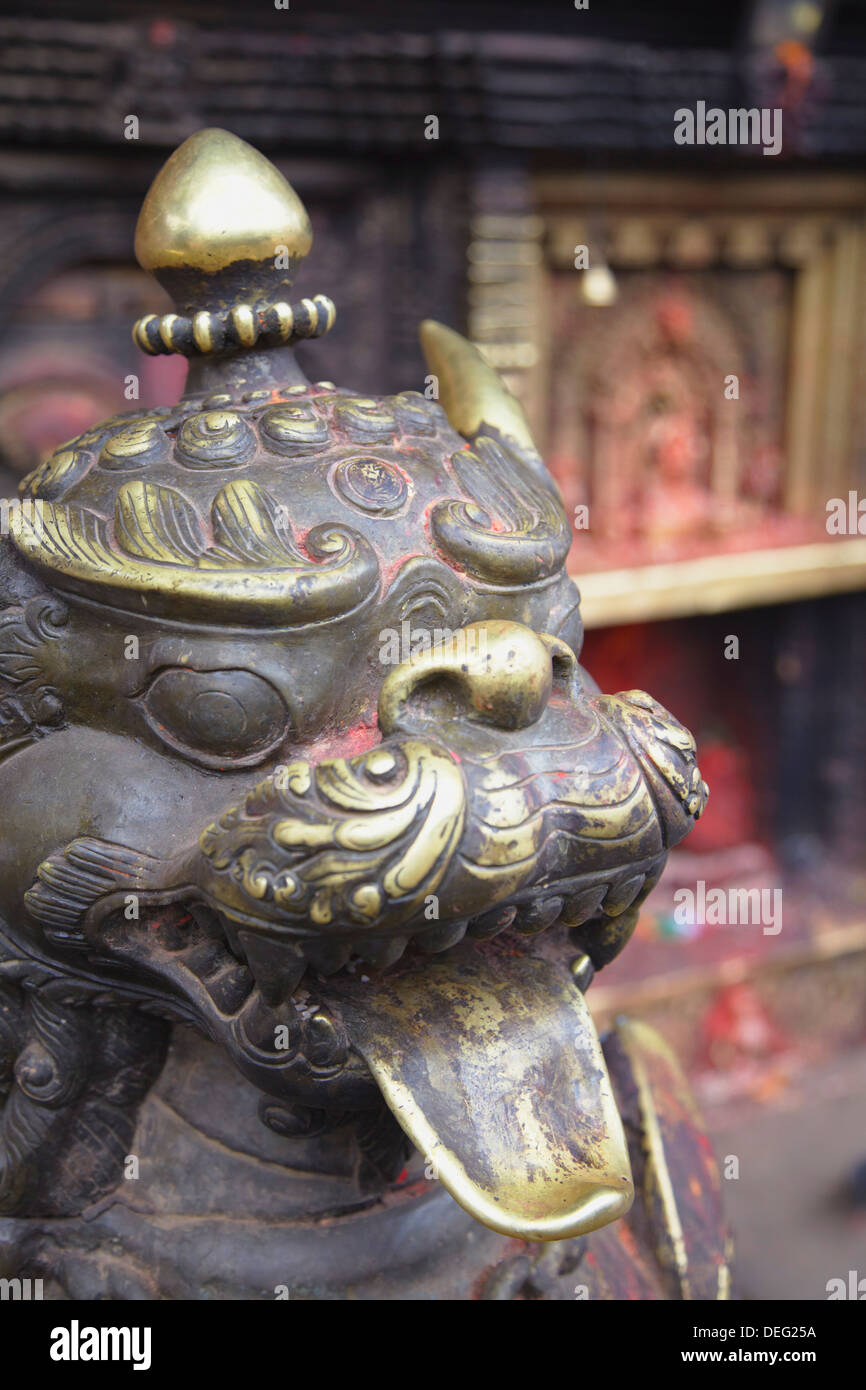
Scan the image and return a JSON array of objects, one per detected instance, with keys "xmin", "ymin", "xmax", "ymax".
[
  {"xmin": 559, "ymin": 885, "xmax": 606, "ymax": 927},
  {"xmin": 513, "ymin": 895, "xmax": 563, "ymax": 936},
  {"xmin": 569, "ymin": 953, "xmax": 595, "ymax": 992},
  {"xmin": 301, "ymin": 939, "xmax": 353, "ymax": 976},
  {"xmin": 205, "ymin": 960, "xmax": 254, "ymax": 1014},
  {"xmin": 418, "ymin": 919, "xmax": 468, "ymax": 953},
  {"xmin": 358, "ymin": 935, "xmax": 408, "ymax": 968},
  {"xmin": 304, "ymin": 1011, "xmax": 348, "ymax": 1068},
  {"xmin": 237, "ymin": 992, "xmax": 299, "ymax": 1055},
  {"xmin": 601, "ymin": 873, "xmax": 645, "ymax": 915},
  {"xmin": 236, "ymin": 929, "xmax": 307, "ymax": 1004},
  {"xmin": 467, "ymin": 904, "xmax": 516, "ymax": 941}
]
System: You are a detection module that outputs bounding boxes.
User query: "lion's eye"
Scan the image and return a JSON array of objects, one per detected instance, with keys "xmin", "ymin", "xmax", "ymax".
[{"xmin": 140, "ymin": 667, "xmax": 290, "ymax": 768}]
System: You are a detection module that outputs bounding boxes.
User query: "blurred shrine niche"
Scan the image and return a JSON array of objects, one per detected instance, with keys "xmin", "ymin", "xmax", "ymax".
[
  {"xmin": 550, "ymin": 273, "xmax": 788, "ymax": 561},
  {"xmin": 518, "ymin": 171, "xmax": 866, "ymax": 572}
]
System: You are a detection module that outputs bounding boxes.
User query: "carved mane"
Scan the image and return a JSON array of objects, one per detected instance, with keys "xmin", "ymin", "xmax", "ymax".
[{"xmin": 0, "ymin": 536, "xmax": 67, "ymax": 756}]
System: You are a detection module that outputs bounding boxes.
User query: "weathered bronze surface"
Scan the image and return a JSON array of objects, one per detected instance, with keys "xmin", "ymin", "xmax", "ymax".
[{"xmin": 0, "ymin": 130, "xmax": 728, "ymax": 1298}]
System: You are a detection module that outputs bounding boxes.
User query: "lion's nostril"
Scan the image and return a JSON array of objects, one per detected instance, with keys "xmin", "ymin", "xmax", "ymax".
[{"xmin": 377, "ymin": 619, "xmax": 562, "ymax": 734}]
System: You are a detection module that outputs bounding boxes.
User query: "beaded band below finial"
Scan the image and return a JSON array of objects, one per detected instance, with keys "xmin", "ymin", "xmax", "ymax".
[{"xmin": 133, "ymin": 293, "xmax": 336, "ymax": 357}]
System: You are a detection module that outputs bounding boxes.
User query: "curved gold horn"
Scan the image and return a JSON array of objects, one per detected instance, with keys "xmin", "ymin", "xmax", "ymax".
[{"xmin": 419, "ymin": 319, "xmax": 537, "ymax": 453}]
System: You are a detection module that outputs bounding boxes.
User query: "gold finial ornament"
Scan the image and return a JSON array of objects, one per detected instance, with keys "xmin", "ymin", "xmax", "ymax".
[
  {"xmin": 134, "ymin": 128, "xmax": 313, "ymax": 274},
  {"xmin": 132, "ymin": 128, "xmax": 334, "ymax": 356}
]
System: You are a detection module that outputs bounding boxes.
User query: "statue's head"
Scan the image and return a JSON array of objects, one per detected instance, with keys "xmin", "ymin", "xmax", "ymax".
[{"xmin": 0, "ymin": 131, "xmax": 707, "ymax": 1242}]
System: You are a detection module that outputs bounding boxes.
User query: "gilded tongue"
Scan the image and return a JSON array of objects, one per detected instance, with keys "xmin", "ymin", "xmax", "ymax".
[{"xmin": 320, "ymin": 942, "xmax": 633, "ymax": 1241}]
